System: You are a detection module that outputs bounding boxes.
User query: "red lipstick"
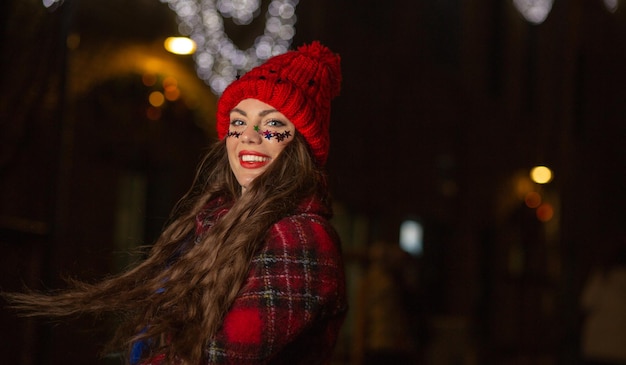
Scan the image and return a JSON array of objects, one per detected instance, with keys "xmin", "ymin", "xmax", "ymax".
[{"xmin": 238, "ymin": 150, "xmax": 271, "ymax": 169}]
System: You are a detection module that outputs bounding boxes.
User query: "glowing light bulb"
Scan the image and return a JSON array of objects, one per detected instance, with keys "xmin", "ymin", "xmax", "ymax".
[
  {"xmin": 530, "ymin": 166, "xmax": 553, "ymax": 184},
  {"xmin": 164, "ymin": 37, "xmax": 197, "ymax": 55}
]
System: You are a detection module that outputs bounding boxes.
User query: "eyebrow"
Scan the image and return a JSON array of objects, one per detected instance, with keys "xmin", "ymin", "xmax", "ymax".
[{"xmin": 230, "ymin": 107, "xmax": 279, "ymax": 117}]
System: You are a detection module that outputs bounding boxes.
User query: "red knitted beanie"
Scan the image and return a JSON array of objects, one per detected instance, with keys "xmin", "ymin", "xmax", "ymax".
[{"xmin": 216, "ymin": 41, "xmax": 341, "ymax": 166}]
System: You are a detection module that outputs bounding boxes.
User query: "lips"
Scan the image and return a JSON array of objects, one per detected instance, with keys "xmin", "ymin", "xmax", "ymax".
[{"xmin": 239, "ymin": 150, "xmax": 271, "ymax": 169}]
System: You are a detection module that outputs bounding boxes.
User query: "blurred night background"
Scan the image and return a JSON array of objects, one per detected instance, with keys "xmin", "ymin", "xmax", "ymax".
[{"xmin": 1, "ymin": 0, "xmax": 626, "ymax": 364}]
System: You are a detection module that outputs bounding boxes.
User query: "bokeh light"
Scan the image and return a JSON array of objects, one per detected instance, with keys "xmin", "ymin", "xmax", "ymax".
[
  {"xmin": 163, "ymin": 76, "xmax": 178, "ymax": 90},
  {"xmin": 164, "ymin": 37, "xmax": 197, "ymax": 55},
  {"xmin": 525, "ymin": 191, "xmax": 542, "ymax": 208},
  {"xmin": 165, "ymin": 87, "xmax": 181, "ymax": 102},
  {"xmin": 536, "ymin": 203, "xmax": 554, "ymax": 222},
  {"xmin": 42, "ymin": 0, "xmax": 63, "ymax": 8},
  {"xmin": 142, "ymin": 73, "xmax": 158, "ymax": 87},
  {"xmin": 163, "ymin": 76, "xmax": 180, "ymax": 101},
  {"xmin": 146, "ymin": 106, "xmax": 162, "ymax": 121},
  {"xmin": 149, "ymin": 91, "xmax": 165, "ymax": 107},
  {"xmin": 530, "ymin": 165, "xmax": 553, "ymax": 184},
  {"xmin": 399, "ymin": 219, "xmax": 423, "ymax": 256},
  {"xmin": 512, "ymin": 0, "xmax": 553, "ymax": 24},
  {"xmin": 217, "ymin": 0, "xmax": 260, "ymax": 25}
]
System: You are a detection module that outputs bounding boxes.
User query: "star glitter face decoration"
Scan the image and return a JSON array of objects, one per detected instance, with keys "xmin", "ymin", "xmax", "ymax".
[
  {"xmin": 227, "ymin": 127, "xmax": 292, "ymax": 142},
  {"xmin": 261, "ymin": 130, "xmax": 291, "ymax": 141},
  {"xmin": 226, "ymin": 98, "xmax": 295, "ymax": 194}
]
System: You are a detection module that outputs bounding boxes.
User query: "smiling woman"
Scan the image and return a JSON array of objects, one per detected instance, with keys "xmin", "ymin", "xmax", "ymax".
[
  {"xmin": 4, "ymin": 41, "xmax": 346, "ymax": 365},
  {"xmin": 225, "ymin": 99, "xmax": 295, "ymax": 193}
]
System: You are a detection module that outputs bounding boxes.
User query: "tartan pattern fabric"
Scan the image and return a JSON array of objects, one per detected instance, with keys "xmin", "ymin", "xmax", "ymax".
[
  {"xmin": 138, "ymin": 196, "xmax": 346, "ymax": 364},
  {"xmin": 202, "ymin": 196, "xmax": 347, "ymax": 364}
]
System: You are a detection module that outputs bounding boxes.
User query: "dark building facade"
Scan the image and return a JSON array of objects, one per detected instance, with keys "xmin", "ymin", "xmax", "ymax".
[{"xmin": 1, "ymin": 0, "xmax": 625, "ymax": 364}]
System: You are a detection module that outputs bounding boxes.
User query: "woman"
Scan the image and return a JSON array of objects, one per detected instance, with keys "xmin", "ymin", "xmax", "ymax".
[{"xmin": 5, "ymin": 41, "xmax": 347, "ymax": 365}]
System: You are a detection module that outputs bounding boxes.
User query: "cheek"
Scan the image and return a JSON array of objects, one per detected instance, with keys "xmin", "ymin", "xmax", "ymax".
[
  {"xmin": 226, "ymin": 139, "xmax": 240, "ymax": 170},
  {"xmin": 269, "ymin": 139, "xmax": 291, "ymax": 158},
  {"xmin": 226, "ymin": 138, "xmax": 237, "ymax": 158}
]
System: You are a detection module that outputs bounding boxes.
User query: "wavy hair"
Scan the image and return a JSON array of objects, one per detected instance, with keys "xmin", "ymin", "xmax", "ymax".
[{"xmin": 3, "ymin": 132, "xmax": 330, "ymax": 364}]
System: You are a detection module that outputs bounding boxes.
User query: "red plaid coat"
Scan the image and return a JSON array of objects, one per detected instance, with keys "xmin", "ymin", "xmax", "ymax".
[{"xmin": 145, "ymin": 196, "xmax": 347, "ymax": 364}]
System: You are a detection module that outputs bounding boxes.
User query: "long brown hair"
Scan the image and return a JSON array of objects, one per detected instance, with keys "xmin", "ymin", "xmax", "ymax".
[{"xmin": 4, "ymin": 132, "xmax": 330, "ymax": 364}]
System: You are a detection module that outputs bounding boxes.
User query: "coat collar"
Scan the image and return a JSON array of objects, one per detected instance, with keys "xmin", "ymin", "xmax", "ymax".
[{"xmin": 194, "ymin": 194, "xmax": 331, "ymax": 236}]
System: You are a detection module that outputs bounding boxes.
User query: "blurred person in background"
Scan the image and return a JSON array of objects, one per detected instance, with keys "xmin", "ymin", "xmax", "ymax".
[{"xmin": 580, "ymin": 231, "xmax": 626, "ymax": 365}]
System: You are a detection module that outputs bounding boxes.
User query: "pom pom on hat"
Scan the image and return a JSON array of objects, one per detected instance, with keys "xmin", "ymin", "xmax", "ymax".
[{"xmin": 216, "ymin": 41, "xmax": 341, "ymax": 166}]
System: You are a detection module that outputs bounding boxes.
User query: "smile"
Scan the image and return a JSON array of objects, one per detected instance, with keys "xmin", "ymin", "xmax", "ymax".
[
  {"xmin": 238, "ymin": 151, "xmax": 271, "ymax": 168},
  {"xmin": 241, "ymin": 154, "xmax": 270, "ymax": 162}
]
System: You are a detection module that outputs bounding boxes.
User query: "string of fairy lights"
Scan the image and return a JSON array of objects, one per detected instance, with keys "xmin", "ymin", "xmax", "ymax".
[
  {"xmin": 41, "ymin": 0, "xmax": 299, "ymax": 95},
  {"xmin": 159, "ymin": 0, "xmax": 299, "ymax": 94},
  {"xmin": 41, "ymin": 0, "xmax": 620, "ymax": 92}
]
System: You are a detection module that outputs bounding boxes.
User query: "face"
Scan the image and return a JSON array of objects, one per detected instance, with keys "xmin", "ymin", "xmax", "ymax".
[{"xmin": 226, "ymin": 98, "xmax": 295, "ymax": 194}]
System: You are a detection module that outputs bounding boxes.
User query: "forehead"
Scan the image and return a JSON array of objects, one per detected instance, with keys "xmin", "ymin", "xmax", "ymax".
[
  {"xmin": 229, "ymin": 99, "xmax": 294, "ymax": 127},
  {"xmin": 232, "ymin": 98, "xmax": 277, "ymax": 112}
]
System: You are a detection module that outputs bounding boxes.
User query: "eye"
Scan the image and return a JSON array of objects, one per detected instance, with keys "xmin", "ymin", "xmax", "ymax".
[
  {"xmin": 230, "ymin": 118, "xmax": 245, "ymax": 127},
  {"xmin": 266, "ymin": 119, "xmax": 286, "ymax": 128}
]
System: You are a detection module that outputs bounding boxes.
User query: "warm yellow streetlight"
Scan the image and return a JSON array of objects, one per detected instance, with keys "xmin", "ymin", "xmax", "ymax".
[
  {"xmin": 530, "ymin": 165, "xmax": 553, "ymax": 184},
  {"xmin": 164, "ymin": 37, "xmax": 196, "ymax": 55}
]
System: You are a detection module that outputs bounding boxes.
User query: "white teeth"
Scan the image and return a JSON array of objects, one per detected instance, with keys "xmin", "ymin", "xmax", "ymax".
[{"xmin": 241, "ymin": 155, "xmax": 269, "ymax": 162}]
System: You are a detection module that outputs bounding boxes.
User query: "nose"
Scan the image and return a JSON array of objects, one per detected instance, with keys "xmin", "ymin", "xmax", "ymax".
[{"xmin": 241, "ymin": 124, "xmax": 262, "ymax": 144}]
